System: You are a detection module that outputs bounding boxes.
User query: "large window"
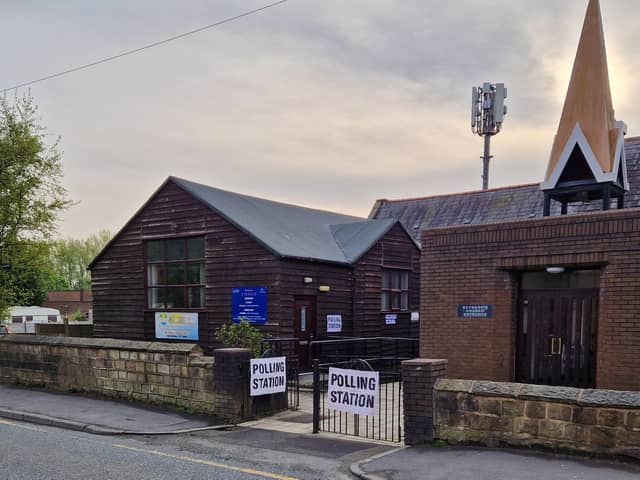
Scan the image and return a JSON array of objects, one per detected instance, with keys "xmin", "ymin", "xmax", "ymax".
[
  {"xmin": 146, "ymin": 237, "xmax": 205, "ymax": 309},
  {"xmin": 381, "ymin": 269, "xmax": 409, "ymax": 311}
]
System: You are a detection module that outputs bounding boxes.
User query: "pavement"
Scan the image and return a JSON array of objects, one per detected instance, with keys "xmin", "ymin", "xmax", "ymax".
[
  {"xmin": 351, "ymin": 445, "xmax": 640, "ymax": 480},
  {"xmin": 2, "ymin": 384, "xmax": 640, "ymax": 479},
  {"xmin": 0, "ymin": 384, "xmax": 227, "ymax": 434}
]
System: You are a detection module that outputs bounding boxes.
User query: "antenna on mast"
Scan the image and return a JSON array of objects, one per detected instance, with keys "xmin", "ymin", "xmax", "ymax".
[{"xmin": 471, "ymin": 83, "xmax": 508, "ymax": 190}]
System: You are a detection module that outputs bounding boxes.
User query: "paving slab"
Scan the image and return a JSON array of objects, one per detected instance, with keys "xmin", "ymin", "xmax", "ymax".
[
  {"xmin": 352, "ymin": 446, "xmax": 640, "ymax": 480},
  {"xmin": 0, "ymin": 384, "xmax": 224, "ymax": 434}
]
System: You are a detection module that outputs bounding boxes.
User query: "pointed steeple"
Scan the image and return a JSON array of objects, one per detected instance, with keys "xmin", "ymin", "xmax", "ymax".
[{"xmin": 542, "ymin": 0, "xmax": 627, "ymax": 192}]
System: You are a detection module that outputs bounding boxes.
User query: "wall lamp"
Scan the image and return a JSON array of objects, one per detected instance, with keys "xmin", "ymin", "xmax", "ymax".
[
  {"xmin": 318, "ymin": 286, "xmax": 330, "ymax": 292},
  {"xmin": 546, "ymin": 267, "xmax": 565, "ymax": 275},
  {"xmin": 303, "ymin": 277, "xmax": 313, "ymax": 284}
]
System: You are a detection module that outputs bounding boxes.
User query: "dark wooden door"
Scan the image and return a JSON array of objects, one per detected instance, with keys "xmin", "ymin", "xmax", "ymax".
[
  {"xmin": 293, "ymin": 297, "xmax": 317, "ymax": 371},
  {"xmin": 516, "ymin": 289, "xmax": 598, "ymax": 388}
]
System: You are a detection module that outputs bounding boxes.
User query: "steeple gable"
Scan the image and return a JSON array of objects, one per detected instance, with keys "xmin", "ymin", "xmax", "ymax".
[{"xmin": 541, "ymin": 0, "xmax": 628, "ymax": 215}]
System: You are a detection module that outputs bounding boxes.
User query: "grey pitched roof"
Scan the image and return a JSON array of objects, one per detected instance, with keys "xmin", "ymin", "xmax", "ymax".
[
  {"xmin": 171, "ymin": 177, "xmax": 412, "ymax": 265},
  {"xmin": 371, "ymin": 138, "xmax": 640, "ymax": 242}
]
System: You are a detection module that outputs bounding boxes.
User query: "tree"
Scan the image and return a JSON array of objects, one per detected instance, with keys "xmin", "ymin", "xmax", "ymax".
[
  {"xmin": 0, "ymin": 96, "xmax": 71, "ymax": 317},
  {"xmin": 49, "ymin": 230, "xmax": 112, "ymax": 290}
]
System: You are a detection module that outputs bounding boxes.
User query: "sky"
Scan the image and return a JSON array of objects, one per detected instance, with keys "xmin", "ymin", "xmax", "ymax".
[{"xmin": 2, "ymin": 0, "xmax": 639, "ymax": 239}]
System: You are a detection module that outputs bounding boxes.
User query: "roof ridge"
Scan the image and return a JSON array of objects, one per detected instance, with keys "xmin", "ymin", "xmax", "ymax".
[
  {"xmin": 377, "ymin": 182, "xmax": 540, "ymax": 204},
  {"xmin": 170, "ymin": 176, "xmax": 364, "ymax": 221}
]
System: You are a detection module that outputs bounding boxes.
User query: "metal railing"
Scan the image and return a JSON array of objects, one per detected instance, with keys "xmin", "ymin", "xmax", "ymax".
[
  {"xmin": 309, "ymin": 337, "xmax": 418, "ymax": 372},
  {"xmin": 312, "ymin": 358, "xmax": 403, "ymax": 443},
  {"xmin": 260, "ymin": 337, "xmax": 300, "ymax": 410}
]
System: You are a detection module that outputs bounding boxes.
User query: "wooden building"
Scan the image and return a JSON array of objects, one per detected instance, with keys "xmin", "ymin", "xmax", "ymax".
[{"xmin": 89, "ymin": 177, "xmax": 420, "ymax": 362}]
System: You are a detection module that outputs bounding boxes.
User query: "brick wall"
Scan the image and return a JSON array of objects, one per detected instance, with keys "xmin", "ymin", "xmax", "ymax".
[
  {"xmin": 402, "ymin": 359, "xmax": 448, "ymax": 445},
  {"xmin": 421, "ymin": 208, "xmax": 640, "ymax": 391},
  {"xmin": 0, "ymin": 335, "xmax": 215, "ymax": 414},
  {"xmin": 433, "ymin": 379, "xmax": 640, "ymax": 460}
]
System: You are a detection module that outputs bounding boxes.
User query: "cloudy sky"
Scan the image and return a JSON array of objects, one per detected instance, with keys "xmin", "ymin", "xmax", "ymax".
[{"xmin": 2, "ymin": 0, "xmax": 639, "ymax": 238}]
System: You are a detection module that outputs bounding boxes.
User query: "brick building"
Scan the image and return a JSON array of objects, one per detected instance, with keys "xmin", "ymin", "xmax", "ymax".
[
  {"xmin": 43, "ymin": 290, "xmax": 93, "ymax": 320},
  {"xmin": 371, "ymin": 0, "xmax": 640, "ymax": 391}
]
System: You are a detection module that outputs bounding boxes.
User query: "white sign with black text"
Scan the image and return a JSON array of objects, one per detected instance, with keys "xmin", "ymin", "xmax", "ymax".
[
  {"xmin": 411, "ymin": 311, "xmax": 420, "ymax": 322},
  {"xmin": 327, "ymin": 314, "xmax": 343, "ymax": 333},
  {"xmin": 328, "ymin": 367, "xmax": 379, "ymax": 416},
  {"xmin": 250, "ymin": 356, "xmax": 287, "ymax": 397},
  {"xmin": 385, "ymin": 314, "xmax": 397, "ymax": 325}
]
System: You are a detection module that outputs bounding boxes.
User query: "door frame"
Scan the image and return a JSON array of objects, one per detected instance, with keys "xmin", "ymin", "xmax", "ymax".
[
  {"xmin": 515, "ymin": 287, "xmax": 599, "ymax": 388},
  {"xmin": 293, "ymin": 296, "xmax": 317, "ymax": 371}
]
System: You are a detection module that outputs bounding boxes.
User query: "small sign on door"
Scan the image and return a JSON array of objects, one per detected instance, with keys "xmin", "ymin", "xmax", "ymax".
[{"xmin": 385, "ymin": 314, "xmax": 397, "ymax": 325}]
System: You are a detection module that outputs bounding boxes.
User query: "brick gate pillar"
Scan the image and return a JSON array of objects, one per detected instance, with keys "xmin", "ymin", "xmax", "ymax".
[
  {"xmin": 402, "ymin": 359, "xmax": 448, "ymax": 445},
  {"xmin": 213, "ymin": 348, "xmax": 252, "ymax": 423}
]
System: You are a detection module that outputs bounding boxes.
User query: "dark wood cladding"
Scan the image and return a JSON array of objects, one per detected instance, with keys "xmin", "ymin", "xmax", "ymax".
[
  {"xmin": 92, "ymin": 180, "xmax": 420, "ymax": 353},
  {"xmin": 281, "ymin": 259, "xmax": 353, "ymax": 337},
  {"xmin": 353, "ymin": 224, "xmax": 421, "ymax": 339}
]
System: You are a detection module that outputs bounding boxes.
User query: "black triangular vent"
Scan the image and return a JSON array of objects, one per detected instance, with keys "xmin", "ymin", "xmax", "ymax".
[{"xmin": 558, "ymin": 144, "xmax": 596, "ymax": 184}]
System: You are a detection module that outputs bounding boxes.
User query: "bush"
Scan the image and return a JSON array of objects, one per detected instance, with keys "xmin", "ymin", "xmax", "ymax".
[
  {"xmin": 72, "ymin": 309, "xmax": 84, "ymax": 322},
  {"xmin": 214, "ymin": 320, "xmax": 265, "ymax": 357}
]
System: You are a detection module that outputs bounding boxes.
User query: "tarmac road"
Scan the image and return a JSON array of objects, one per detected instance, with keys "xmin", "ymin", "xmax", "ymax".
[{"xmin": 0, "ymin": 418, "xmax": 385, "ymax": 480}]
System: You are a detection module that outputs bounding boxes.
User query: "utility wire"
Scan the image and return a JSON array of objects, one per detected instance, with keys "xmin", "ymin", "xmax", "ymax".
[{"xmin": 1, "ymin": 0, "xmax": 289, "ymax": 93}]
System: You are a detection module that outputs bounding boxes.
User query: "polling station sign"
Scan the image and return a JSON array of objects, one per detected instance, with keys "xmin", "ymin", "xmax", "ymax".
[
  {"xmin": 328, "ymin": 367, "xmax": 379, "ymax": 416},
  {"xmin": 250, "ymin": 356, "xmax": 287, "ymax": 397}
]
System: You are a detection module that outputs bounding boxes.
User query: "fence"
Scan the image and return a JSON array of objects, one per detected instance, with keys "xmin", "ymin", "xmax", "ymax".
[
  {"xmin": 310, "ymin": 338, "xmax": 417, "ymax": 443},
  {"xmin": 312, "ymin": 358, "xmax": 403, "ymax": 442},
  {"xmin": 310, "ymin": 336, "xmax": 418, "ymax": 372},
  {"xmin": 260, "ymin": 338, "xmax": 300, "ymax": 410}
]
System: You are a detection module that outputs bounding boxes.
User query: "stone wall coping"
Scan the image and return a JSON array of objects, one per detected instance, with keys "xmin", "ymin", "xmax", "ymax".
[
  {"xmin": 0, "ymin": 335, "xmax": 202, "ymax": 355},
  {"xmin": 402, "ymin": 358, "xmax": 448, "ymax": 367},
  {"xmin": 434, "ymin": 379, "xmax": 640, "ymax": 409},
  {"xmin": 190, "ymin": 356, "xmax": 214, "ymax": 367},
  {"xmin": 213, "ymin": 348, "xmax": 252, "ymax": 353}
]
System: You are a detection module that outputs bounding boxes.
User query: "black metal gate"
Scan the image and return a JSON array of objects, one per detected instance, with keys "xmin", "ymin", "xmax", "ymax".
[{"xmin": 310, "ymin": 338, "xmax": 416, "ymax": 443}]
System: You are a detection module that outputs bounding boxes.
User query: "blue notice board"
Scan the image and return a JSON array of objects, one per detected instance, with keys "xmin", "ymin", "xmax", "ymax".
[
  {"xmin": 457, "ymin": 304, "xmax": 494, "ymax": 319},
  {"xmin": 232, "ymin": 287, "xmax": 268, "ymax": 324}
]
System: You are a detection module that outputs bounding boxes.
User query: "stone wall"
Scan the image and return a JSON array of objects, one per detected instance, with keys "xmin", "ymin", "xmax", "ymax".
[
  {"xmin": 0, "ymin": 335, "xmax": 214, "ymax": 414},
  {"xmin": 434, "ymin": 379, "xmax": 640, "ymax": 460}
]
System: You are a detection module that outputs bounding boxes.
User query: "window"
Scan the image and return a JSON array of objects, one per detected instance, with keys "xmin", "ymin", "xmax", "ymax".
[
  {"xmin": 146, "ymin": 237, "xmax": 205, "ymax": 309},
  {"xmin": 381, "ymin": 269, "xmax": 409, "ymax": 311}
]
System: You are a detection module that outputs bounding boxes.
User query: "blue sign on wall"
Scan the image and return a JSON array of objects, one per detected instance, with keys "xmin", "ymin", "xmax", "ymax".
[
  {"xmin": 457, "ymin": 304, "xmax": 494, "ymax": 319},
  {"xmin": 232, "ymin": 287, "xmax": 268, "ymax": 324}
]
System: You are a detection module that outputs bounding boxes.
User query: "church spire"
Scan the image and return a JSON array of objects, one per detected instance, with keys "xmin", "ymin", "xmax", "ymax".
[{"xmin": 541, "ymin": 0, "xmax": 628, "ymax": 215}]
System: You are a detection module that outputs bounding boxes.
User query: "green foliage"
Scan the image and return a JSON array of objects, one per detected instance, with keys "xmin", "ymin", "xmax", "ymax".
[
  {"xmin": 214, "ymin": 320, "xmax": 265, "ymax": 358},
  {"xmin": 49, "ymin": 230, "xmax": 112, "ymax": 290},
  {"xmin": 0, "ymin": 95, "xmax": 71, "ymax": 316},
  {"xmin": 0, "ymin": 241, "xmax": 53, "ymax": 308},
  {"xmin": 72, "ymin": 309, "xmax": 84, "ymax": 322}
]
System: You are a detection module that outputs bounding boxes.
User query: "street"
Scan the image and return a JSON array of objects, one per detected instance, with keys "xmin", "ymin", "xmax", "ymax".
[{"xmin": 0, "ymin": 418, "xmax": 385, "ymax": 480}]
